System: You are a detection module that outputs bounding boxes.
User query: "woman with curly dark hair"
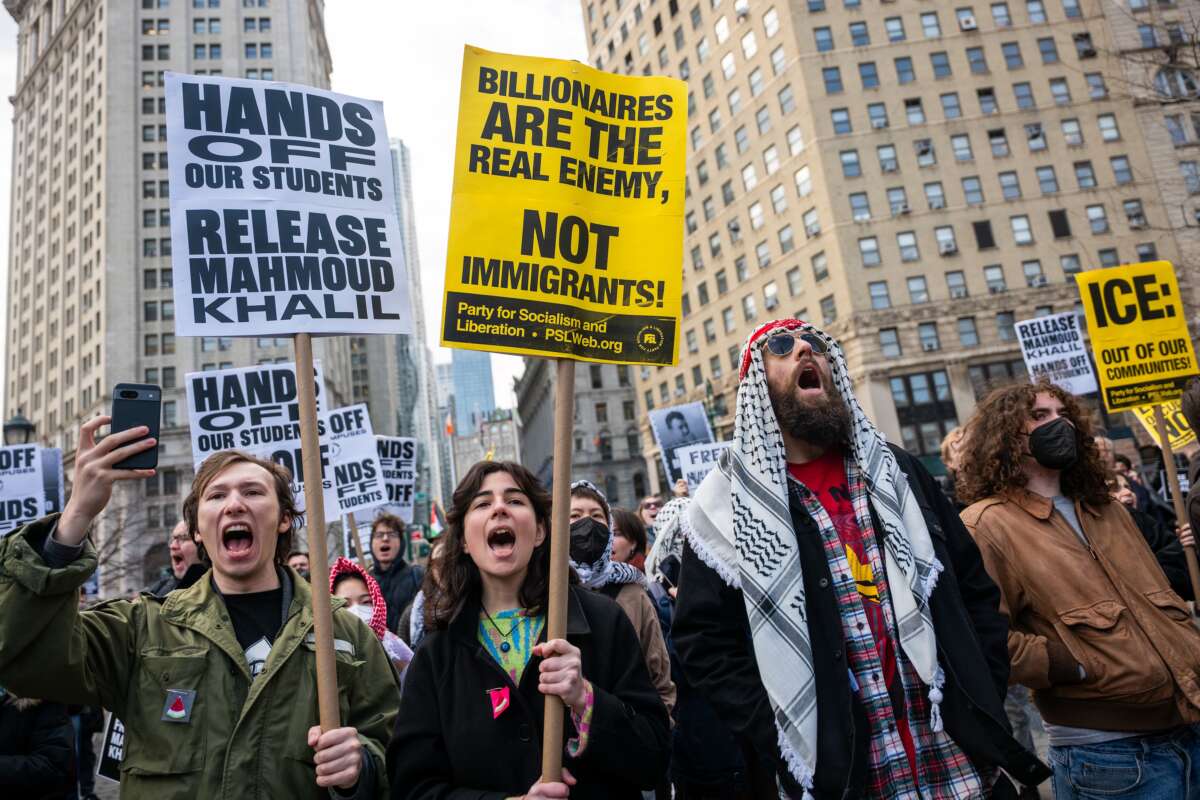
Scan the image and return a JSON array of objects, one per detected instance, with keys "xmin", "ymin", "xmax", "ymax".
[
  {"xmin": 959, "ymin": 380, "xmax": 1200, "ymax": 800},
  {"xmin": 387, "ymin": 461, "xmax": 669, "ymax": 800}
]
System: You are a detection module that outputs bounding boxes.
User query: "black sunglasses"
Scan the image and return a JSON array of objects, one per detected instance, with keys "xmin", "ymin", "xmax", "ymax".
[{"xmin": 761, "ymin": 330, "xmax": 829, "ymax": 357}]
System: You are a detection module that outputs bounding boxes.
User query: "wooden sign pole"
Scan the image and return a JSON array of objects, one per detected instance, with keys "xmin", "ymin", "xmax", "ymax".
[
  {"xmin": 541, "ymin": 358, "xmax": 576, "ymax": 783},
  {"xmin": 346, "ymin": 511, "xmax": 370, "ymax": 571},
  {"xmin": 1153, "ymin": 404, "xmax": 1200, "ymax": 605},
  {"xmin": 294, "ymin": 332, "xmax": 340, "ymax": 732}
]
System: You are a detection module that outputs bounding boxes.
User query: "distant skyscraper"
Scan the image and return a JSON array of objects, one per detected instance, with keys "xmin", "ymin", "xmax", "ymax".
[{"xmin": 451, "ymin": 350, "xmax": 495, "ymax": 434}]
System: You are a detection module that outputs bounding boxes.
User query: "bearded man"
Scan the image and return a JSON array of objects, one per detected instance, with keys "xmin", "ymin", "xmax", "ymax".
[{"xmin": 672, "ymin": 319, "xmax": 1048, "ymax": 799}]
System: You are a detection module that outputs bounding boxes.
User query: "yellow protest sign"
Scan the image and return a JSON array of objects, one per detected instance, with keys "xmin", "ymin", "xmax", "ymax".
[
  {"xmin": 1075, "ymin": 261, "xmax": 1198, "ymax": 411},
  {"xmin": 441, "ymin": 46, "xmax": 687, "ymax": 365},
  {"xmin": 1131, "ymin": 400, "xmax": 1197, "ymax": 451}
]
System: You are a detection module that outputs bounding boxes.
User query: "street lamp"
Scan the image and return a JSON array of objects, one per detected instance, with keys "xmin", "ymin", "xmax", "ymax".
[{"xmin": 3, "ymin": 410, "xmax": 35, "ymax": 446}]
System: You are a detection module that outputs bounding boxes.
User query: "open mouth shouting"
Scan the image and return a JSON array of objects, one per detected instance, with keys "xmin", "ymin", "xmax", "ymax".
[
  {"xmin": 171, "ymin": 553, "xmax": 186, "ymax": 570},
  {"xmin": 797, "ymin": 362, "xmax": 824, "ymax": 396},
  {"xmin": 221, "ymin": 522, "xmax": 256, "ymax": 562},
  {"xmin": 486, "ymin": 526, "xmax": 518, "ymax": 560}
]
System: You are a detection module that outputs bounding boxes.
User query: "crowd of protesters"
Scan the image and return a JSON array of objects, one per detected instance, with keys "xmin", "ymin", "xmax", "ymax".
[{"xmin": 2, "ymin": 319, "xmax": 1200, "ymax": 798}]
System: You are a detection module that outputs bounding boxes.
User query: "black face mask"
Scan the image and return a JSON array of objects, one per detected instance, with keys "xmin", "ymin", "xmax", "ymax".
[
  {"xmin": 569, "ymin": 517, "xmax": 610, "ymax": 565},
  {"xmin": 1028, "ymin": 417, "xmax": 1079, "ymax": 470}
]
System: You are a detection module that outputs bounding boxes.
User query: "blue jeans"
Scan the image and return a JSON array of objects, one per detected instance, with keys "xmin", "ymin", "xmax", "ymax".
[{"xmin": 1049, "ymin": 725, "xmax": 1200, "ymax": 799}]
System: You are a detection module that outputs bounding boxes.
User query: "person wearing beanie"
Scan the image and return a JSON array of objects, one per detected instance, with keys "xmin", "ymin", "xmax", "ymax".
[{"xmin": 672, "ymin": 318, "xmax": 1048, "ymax": 798}]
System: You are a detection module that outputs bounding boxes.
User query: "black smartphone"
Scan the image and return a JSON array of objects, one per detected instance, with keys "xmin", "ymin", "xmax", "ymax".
[{"xmin": 111, "ymin": 383, "xmax": 161, "ymax": 470}]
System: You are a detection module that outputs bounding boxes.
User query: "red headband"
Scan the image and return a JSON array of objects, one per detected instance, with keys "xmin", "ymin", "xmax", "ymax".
[
  {"xmin": 328, "ymin": 557, "xmax": 388, "ymax": 641},
  {"xmin": 738, "ymin": 318, "xmax": 807, "ymax": 381}
]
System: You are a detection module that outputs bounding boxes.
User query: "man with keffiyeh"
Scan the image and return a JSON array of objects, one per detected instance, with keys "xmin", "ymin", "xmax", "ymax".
[{"xmin": 672, "ymin": 319, "xmax": 1049, "ymax": 799}]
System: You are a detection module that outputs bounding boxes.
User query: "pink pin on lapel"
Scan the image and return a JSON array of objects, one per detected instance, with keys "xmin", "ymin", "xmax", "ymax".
[{"xmin": 488, "ymin": 686, "xmax": 510, "ymax": 719}]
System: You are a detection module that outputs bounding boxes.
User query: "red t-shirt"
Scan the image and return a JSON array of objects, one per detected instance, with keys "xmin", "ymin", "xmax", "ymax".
[{"xmin": 788, "ymin": 450, "xmax": 916, "ymax": 771}]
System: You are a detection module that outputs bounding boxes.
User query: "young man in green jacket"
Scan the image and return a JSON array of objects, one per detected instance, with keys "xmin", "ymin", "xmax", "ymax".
[{"xmin": 0, "ymin": 415, "xmax": 400, "ymax": 799}]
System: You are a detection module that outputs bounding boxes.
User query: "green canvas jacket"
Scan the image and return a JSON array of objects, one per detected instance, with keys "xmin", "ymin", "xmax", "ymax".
[{"xmin": 0, "ymin": 514, "xmax": 400, "ymax": 799}]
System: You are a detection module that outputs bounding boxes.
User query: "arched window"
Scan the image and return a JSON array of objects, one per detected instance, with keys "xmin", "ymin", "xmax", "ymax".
[{"xmin": 1155, "ymin": 67, "xmax": 1199, "ymax": 99}]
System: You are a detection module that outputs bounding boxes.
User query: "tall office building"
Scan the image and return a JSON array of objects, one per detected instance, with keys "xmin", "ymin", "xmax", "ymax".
[
  {"xmin": 450, "ymin": 348, "xmax": 495, "ymax": 434},
  {"xmin": 434, "ymin": 360, "xmax": 457, "ymax": 498},
  {"xmin": 582, "ymin": 0, "xmax": 1198, "ymax": 489},
  {"xmin": 3, "ymin": 0, "xmax": 349, "ymax": 592}
]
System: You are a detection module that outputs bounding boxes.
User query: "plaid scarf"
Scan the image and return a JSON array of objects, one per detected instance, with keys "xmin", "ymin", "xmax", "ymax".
[
  {"xmin": 685, "ymin": 319, "xmax": 945, "ymax": 795},
  {"xmin": 569, "ymin": 480, "xmax": 646, "ymax": 590},
  {"xmin": 792, "ymin": 461, "xmax": 982, "ymax": 798}
]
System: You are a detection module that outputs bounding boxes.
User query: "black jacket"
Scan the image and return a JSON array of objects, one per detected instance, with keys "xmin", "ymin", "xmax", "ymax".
[
  {"xmin": 1128, "ymin": 505, "xmax": 1194, "ymax": 600},
  {"xmin": 387, "ymin": 585, "xmax": 670, "ymax": 799},
  {"xmin": 372, "ymin": 559, "xmax": 425, "ymax": 634},
  {"xmin": 0, "ymin": 695, "xmax": 74, "ymax": 799},
  {"xmin": 673, "ymin": 445, "xmax": 1050, "ymax": 799}
]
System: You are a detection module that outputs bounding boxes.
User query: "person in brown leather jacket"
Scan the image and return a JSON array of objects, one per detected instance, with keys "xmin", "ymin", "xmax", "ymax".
[{"xmin": 958, "ymin": 380, "xmax": 1200, "ymax": 800}]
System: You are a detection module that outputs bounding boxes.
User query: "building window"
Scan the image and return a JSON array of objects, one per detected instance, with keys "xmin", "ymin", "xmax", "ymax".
[
  {"xmin": 860, "ymin": 236, "xmax": 881, "ymax": 266},
  {"xmin": 918, "ymin": 322, "xmax": 941, "ymax": 351},
  {"xmin": 850, "ymin": 192, "xmax": 871, "ymax": 221},
  {"xmin": 880, "ymin": 328, "xmax": 902, "ymax": 357},
  {"xmin": 1086, "ymin": 204, "xmax": 1109, "ymax": 233},
  {"xmin": 963, "ymin": 175, "xmax": 984, "ymax": 204},
  {"xmin": 967, "ymin": 47, "xmax": 988, "ymax": 74},
  {"xmin": 892, "ymin": 371, "xmax": 958, "ymax": 458},
  {"xmin": 1050, "ymin": 77, "xmax": 1071, "ymax": 105},
  {"xmin": 921, "ymin": 12, "xmax": 941, "ymax": 37},
  {"xmin": 823, "ymin": 67, "xmax": 843, "ymax": 94},
  {"xmin": 999, "ymin": 171, "xmax": 1022, "ymax": 200},
  {"xmin": 952, "ymin": 134, "xmax": 973, "ymax": 161},
  {"xmin": 1011, "ymin": 215, "xmax": 1033, "ymax": 244},
  {"xmin": 908, "ymin": 275, "xmax": 930, "ymax": 304},
  {"xmin": 925, "ymin": 181, "xmax": 945, "ymax": 209},
  {"xmin": 869, "ymin": 103, "xmax": 889, "ymax": 129},
  {"xmin": 812, "ymin": 251, "xmax": 829, "ymax": 281},
  {"xmin": 941, "ymin": 92, "xmax": 961, "ymax": 118},
  {"xmin": 870, "ymin": 281, "xmax": 891, "ymax": 309},
  {"xmin": 1037, "ymin": 165, "xmax": 1059, "ymax": 193},
  {"xmin": 1074, "ymin": 160, "xmax": 1096, "ymax": 188},
  {"xmin": 996, "ymin": 312, "xmax": 1017, "ymax": 341},
  {"xmin": 1098, "ymin": 114, "xmax": 1120, "ymax": 141},
  {"xmin": 1062, "ymin": 118, "xmax": 1083, "ymax": 146},
  {"xmin": 1002, "ymin": 41, "xmax": 1023, "ymax": 69},
  {"xmin": 840, "ymin": 149, "xmax": 861, "ymax": 178},
  {"xmin": 898, "ymin": 231, "xmax": 919, "ymax": 261},
  {"xmin": 931, "ymin": 51, "xmax": 952, "ymax": 78},
  {"xmin": 946, "ymin": 270, "xmax": 968, "ymax": 298}
]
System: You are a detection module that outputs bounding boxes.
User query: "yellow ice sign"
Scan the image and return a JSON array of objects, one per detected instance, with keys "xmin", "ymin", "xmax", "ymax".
[
  {"xmin": 441, "ymin": 46, "xmax": 687, "ymax": 365},
  {"xmin": 1130, "ymin": 400, "xmax": 1197, "ymax": 452},
  {"xmin": 1075, "ymin": 261, "xmax": 1198, "ymax": 412}
]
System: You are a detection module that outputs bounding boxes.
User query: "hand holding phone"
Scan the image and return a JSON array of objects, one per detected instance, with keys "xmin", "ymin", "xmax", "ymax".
[
  {"xmin": 110, "ymin": 384, "xmax": 161, "ymax": 470},
  {"xmin": 57, "ymin": 414, "xmax": 158, "ymax": 546}
]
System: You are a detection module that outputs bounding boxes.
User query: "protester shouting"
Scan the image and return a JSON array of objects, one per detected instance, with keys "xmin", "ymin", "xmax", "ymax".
[
  {"xmin": 289, "ymin": 550, "xmax": 312, "ymax": 580},
  {"xmin": 369, "ymin": 513, "xmax": 425, "ymax": 634},
  {"xmin": 388, "ymin": 461, "xmax": 670, "ymax": 799},
  {"xmin": 673, "ymin": 318, "xmax": 1048, "ymax": 798},
  {"xmin": 146, "ymin": 518, "xmax": 205, "ymax": 596},
  {"xmin": 570, "ymin": 481, "xmax": 676, "ymax": 716},
  {"xmin": 637, "ymin": 496, "xmax": 663, "ymax": 544},
  {"xmin": 0, "ymin": 416, "xmax": 400, "ymax": 798},
  {"xmin": 958, "ymin": 381, "xmax": 1200, "ymax": 799}
]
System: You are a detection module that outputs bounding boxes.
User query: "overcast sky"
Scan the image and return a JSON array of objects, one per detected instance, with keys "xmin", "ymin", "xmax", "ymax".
[
  {"xmin": 0, "ymin": 3, "xmax": 587, "ymax": 416},
  {"xmin": 325, "ymin": 2, "xmax": 589, "ymax": 406}
]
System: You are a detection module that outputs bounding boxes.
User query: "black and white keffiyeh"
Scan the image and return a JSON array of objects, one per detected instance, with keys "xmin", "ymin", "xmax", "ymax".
[
  {"xmin": 645, "ymin": 497, "xmax": 690, "ymax": 582},
  {"xmin": 569, "ymin": 480, "xmax": 646, "ymax": 589},
  {"xmin": 684, "ymin": 319, "xmax": 945, "ymax": 794}
]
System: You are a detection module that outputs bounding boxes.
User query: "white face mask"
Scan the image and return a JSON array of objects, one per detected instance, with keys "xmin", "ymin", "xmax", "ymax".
[{"xmin": 347, "ymin": 603, "xmax": 374, "ymax": 625}]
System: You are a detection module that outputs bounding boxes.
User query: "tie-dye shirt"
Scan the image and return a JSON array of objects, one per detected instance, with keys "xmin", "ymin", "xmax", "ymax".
[{"xmin": 477, "ymin": 608, "xmax": 593, "ymax": 756}]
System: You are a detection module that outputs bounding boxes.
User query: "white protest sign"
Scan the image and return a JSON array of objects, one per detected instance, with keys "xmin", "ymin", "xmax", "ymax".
[
  {"xmin": 678, "ymin": 441, "xmax": 733, "ymax": 492},
  {"xmin": 185, "ymin": 361, "xmax": 325, "ymax": 509},
  {"xmin": 322, "ymin": 404, "xmax": 385, "ymax": 516},
  {"xmin": 375, "ymin": 436, "xmax": 418, "ymax": 523},
  {"xmin": 648, "ymin": 401, "xmax": 714, "ymax": 485},
  {"xmin": 166, "ymin": 73, "xmax": 412, "ymax": 336},
  {"xmin": 1015, "ymin": 311, "xmax": 1097, "ymax": 396},
  {"xmin": 0, "ymin": 444, "xmax": 44, "ymax": 535}
]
